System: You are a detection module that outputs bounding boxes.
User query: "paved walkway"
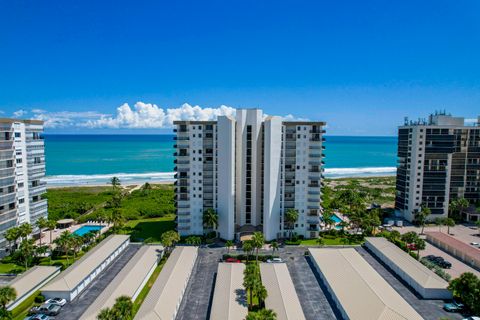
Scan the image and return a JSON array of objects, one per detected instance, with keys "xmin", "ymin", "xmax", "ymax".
[
  {"xmin": 176, "ymin": 247, "xmax": 223, "ymax": 320},
  {"xmin": 357, "ymin": 246, "xmax": 463, "ymax": 320},
  {"xmin": 279, "ymin": 247, "xmax": 339, "ymax": 320},
  {"xmin": 56, "ymin": 243, "xmax": 142, "ymax": 320}
]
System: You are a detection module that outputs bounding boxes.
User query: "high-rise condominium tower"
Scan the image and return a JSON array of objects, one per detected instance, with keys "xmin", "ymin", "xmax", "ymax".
[
  {"xmin": 395, "ymin": 112, "xmax": 480, "ymax": 222},
  {"xmin": 174, "ymin": 109, "xmax": 326, "ymax": 241},
  {"xmin": 0, "ymin": 119, "xmax": 48, "ymax": 251}
]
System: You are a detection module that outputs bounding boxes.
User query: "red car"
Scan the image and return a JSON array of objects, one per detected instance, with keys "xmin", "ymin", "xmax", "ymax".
[
  {"xmin": 225, "ymin": 257, "xmax": 241, "ymax": 263},
  {"xmin": 407, "ymin": 243, "xmax": 417, "ymax": 251}
]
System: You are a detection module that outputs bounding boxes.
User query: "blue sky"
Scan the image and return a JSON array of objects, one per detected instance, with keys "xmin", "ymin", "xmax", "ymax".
[{"xmin": 0, "ymin": 0, "xmax": 479, "ymax": 135}]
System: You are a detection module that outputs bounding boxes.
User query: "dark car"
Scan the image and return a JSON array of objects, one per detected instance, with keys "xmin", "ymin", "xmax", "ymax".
[{"xmin": 444, "ymin": 301, "xmax": 464, "ymax": 312}]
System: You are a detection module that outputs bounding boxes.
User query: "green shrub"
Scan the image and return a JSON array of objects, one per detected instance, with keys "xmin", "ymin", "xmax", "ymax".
[{"xmin": 34, "ymin": 294, "xmax": 45, "ymax": 303}]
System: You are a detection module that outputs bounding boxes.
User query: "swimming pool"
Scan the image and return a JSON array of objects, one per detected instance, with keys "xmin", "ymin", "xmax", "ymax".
[
  {"xmin": 332, "ymin": 214, "xmax": 342, "ymax": 223},
  {"xmin": 73, "ymin": 225, "xmax": 104, "ymax": 236}
]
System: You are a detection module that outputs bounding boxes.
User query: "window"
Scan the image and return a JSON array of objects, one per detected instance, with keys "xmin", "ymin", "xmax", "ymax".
[
  {"xmin": 14, "ymin": 132, "xmax": 21, "ymax": 138},
  {"xmin": 19, "ymin": 198, "xmax": 24, "ymax": 204}
]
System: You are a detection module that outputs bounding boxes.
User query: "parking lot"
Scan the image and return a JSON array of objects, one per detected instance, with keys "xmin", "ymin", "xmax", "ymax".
[
  {"xmin": 420, "ymin": 242, "xmax": 480, "ymax": 279},
  {"xmin": 357, "ymin": 246, "xmax": 463, "ymax": 320},
  {"xmin": 176, "ymin": 247, "xmax": 223, "ymax": 320},
  {"xmin": 279, "ymin": 247, "xmax": 339, "ymax": 320},
  {"xmin": 55, "ymin": 243, "xmax": 141, "ymax": 320}
]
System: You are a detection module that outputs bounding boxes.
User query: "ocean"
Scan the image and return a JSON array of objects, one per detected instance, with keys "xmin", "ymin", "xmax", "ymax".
[{"xmin": 43, "ymin": 135, "xmax": 398, "ymax": 186}]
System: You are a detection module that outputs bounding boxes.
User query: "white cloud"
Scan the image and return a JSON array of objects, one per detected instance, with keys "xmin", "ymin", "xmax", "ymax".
[
  {"xmin": 13, "ymin": 109, "xmax": 28, "ymax": 118},
  {"xmin": 85, "ymin": 102, "xmax": 237, "ymax": 128},
  {"xmin": 33, "ymin": 110, "xmax": 108, "ymax": 128},
  {"xmin": 19, "ymin": 102, "xmax": 308, "ymax": 129}
]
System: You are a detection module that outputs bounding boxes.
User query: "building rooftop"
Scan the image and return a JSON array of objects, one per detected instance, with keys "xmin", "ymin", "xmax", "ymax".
[
  {"xmin": 309, "ymin": 248, "xmax": 422, "ymax": 320},
  {"xmin": 0, "ymin": 118, "xmax": 44, "ymax": 125},
  {"xmin": 8, "ymin": 266, "xmax": 60, "ymax": 308},
  {"xmin": 210, "ymin": 263, "xmax": 248, "ymax": 320},
  {"xmin": 134, "ymin": 246, "xmax": 198, "ymax": 320},
  {"xmin": 80, "ymin": 245, "xmax": 162, "ymax": 320},
  {"xmin": 42, "ymin": 235, "xmax": 130, "ymax": 292},
  {"xmin": 402, "ymin": 112, "xmax": 479, "ymax": 127},
  {"xmin": 365, "ymin": 237, "xmax": 448, "ymax": 289},
  {"xmin": 259, "ymin": 263, "xmax": 305, "ymax": 320}
]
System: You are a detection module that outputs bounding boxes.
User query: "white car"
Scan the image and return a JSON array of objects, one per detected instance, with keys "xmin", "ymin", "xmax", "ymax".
[
  {"xmin": 267, "ymin": 258, "xmax": 283, "ymax": 263},
  {"xmin": 45, "ymin": 297, "xmax": 67, "ymax": 306},
  {"xmin": 462, "ymin": 317, "xmax": 480, "ymax": 320},
  {"xmin": 470, "ymin": 242, "xmax": 480, "ymax": 247}
]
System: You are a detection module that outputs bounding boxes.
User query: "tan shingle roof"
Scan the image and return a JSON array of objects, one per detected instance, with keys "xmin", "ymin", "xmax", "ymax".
[
  {"xmin": 260, "ymin": 263, "xmax": 305, "ymax": 320},
  {"xmin": 210, "ymin": 263, "xmax": 248, "ymax": 320},
  {"xmin": 8, "ymin": 266, "xmax": 59, "ymax": 307},
  {"xmin": 366, "ymin": 237, "xmax": 449, "ymax": 288},
  {"xmin": 134, "ymin": 246, "xmax": 198, "ymax": 320},
  {"xmin": 80, "ymin": 245, "xmax": 162, "ymax": 320},
  {"xmin": 309, "ymin": 248, "xmax": 423, "ymax": 320},
  {"xmin": 42, "ymin": 235, "xmax": 130, "ymax": 292}
]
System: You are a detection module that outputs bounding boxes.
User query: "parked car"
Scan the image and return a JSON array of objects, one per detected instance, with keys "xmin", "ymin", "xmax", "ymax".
[
  {"xmin": 225, "ymin": 257, "xmax": 241, "ymax": 263},
  {"xmin": 470, "ymin": 242, "xmax": 480, "ymax": 247},
  {"xmin": 444, "ymin": 301, "xmax": 465, "ymax": 312},
  {"xmin": 45, "ymin": 297, "xmax": 66, "ymax": 306},
  {"xmin": 406, "ymin": 243, "xmax": 417, "ymax": 251},
  {"xmin": 30, "ymin": 303, "xmax": 62, "ymax": 316},
  {"xmin": 462, "ymin": 317, "xmax": 480, "ymax": 320},
  {"xmin": 24, "ymin": 314, "xmax": 51, "ymax": 320},
  {"xmin": 424, "ymin": 255, "xmax": 452, "ymax": 268},
  {"xmin": 267, "ymin": 258, "xmax": 283, "ymax": 263}
]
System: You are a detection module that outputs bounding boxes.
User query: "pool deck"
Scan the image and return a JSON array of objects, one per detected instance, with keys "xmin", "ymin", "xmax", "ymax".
[{"xmin": 35, "ymin": 222, "xmax": 111, "ymax": 247}]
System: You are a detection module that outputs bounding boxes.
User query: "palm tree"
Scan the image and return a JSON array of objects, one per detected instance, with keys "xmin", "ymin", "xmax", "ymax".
[
  {"xmin": 70, "ymin": 235, "xmax": 84, "ymax": 260},
  {"xmin": 251, "ymin": 232, "xmax": 264, "ymax": 262},
  {"xmin": 246, "ymin": 309, "xmax": 277, "ymax": 320},
  {"xmin": 415, "ymin": 204, "xmax": 431, "ymax": 234},
  {"xmin": 110, "ymin": 208, "xmax": 125, "ymax": 231},
  {"xmin": 46, "ymin": 220, "xmax": 57, "ymax": 244},
  {"xmin": 338, "ymin": 221, "xmax": 349, "ymax": 233},
  {"xmin": 284, "ymin": 209, "xmax": 299, "ymax": 239},
  {"xmin": 322, "ymin": 211, "xmax": 335, "ymax": 230},
  {"xmin": 253, "ymin": 280, "xmax": 267, "ymax": 307},
  {"xmin": 456, "ymin": 198, "xmax": 469, "ymax": 219},
  {"xmin": 202, "ymin": 208, "xmax": 219, "ymax": 236},
  {"xmin": 111, "ymin": 295, "xmax": 133, "ymax": 319},
  {"xmin": 97, "ymin": 308, "xmax": 113, "ymax": 320},
  {"xmin": 0, "ymin": 286, "xmax": 16, "ymax": 313},
  {"xmin": 4, "ymin": 227, "xmax": 20, "ymax": 254},
  {"xmin": 110, "ymin": 176, "xmax": 121, "ymax": 191},
  {"xmin": 18, "ymin": 223, "xmax": 32, "ymax": 242},
  {"xmin": 36, "ymin": 217, "xmax": 48, "ymax": 246},
  {"xmin": 414, "ymin": 238, "xmax": 426, "ymax": 260},
  {"xmin": 242, "ymin": 240, "xmax": 253, "ymax": 261},
  {"xmin": 54, "ymin": 230, "xmax": 72, "ymax": 264},
  {"xmin": 270, "ymin": 241, "xmax": 279, "ymax": 255},
  {"xmin": 225, "ymin": 240, "xmax": 234, "ymax": 253},
  {"xmin": 161, "ymin": 230, "xmax": 180, "ymax": 253},
  {"xmin": 18, "ymin": 239, "xmax": 35, "ymax": 270},
  {"xmin": 141, "ymin": 182, "xmax": 152, "ymax": 196},
  {"xmin": 435, "ymin": 217, "xmax": 445, "ymax": 232},
  {"xmin": 476, "ymin": 220, "xmax": 480, "ymax": 236},
  {"xmin": 444, "ymin": 218, "xmax": 455, "ymax": 234},
  {"xmin": 243, "ymin": 264, "xmax": 260, "ymax": 309}
]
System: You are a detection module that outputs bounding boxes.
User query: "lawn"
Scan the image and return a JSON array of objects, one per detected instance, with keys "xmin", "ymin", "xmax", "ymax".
[
  {"xmin": 11, "ymin": 291, "xmax": 40, "ymax": 320},
  {"xmin": 122, "ymin": 216, "xmax": 176, "ymax": 242},
  {"xmin": 300, "ymin": 237, "xmax": 364, "ymax": 246},
  {"xmin": 0, "ymin": 262, "xmax": 24, "ymax": 274},
  {"xmin": 132, "ymin": 257, "xmax": 167, "ymax": 316}
]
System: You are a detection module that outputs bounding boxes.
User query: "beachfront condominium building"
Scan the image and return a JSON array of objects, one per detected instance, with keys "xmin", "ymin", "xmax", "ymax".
[
  {"xmin": 395, "ymin": 112, "xmax": 480, "ymax": 222},
  {"xmin": 173, "ymin": 109, "xmax": 326, "ymax": 241},
  {"xmin": 0, "ymin": 119, "xmax": 48, "ymax": 251}
]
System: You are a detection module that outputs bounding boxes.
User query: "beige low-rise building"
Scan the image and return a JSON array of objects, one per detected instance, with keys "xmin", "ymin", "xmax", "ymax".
[
  {"xmin": 365, "ymin": 237, "xmax": 452, "ymax": 299},
  {"xmin": 210, "ymin": 263, "xmax": 248, "ymax": 320},
  {"xmin": 309, "ymin": 248, "xmax": 423, "ymax": 320},
  {"xmin": 80, "ymin": 245, "xmax": 163, "ymax": 320},
  {"xmin": 7, "ymin": 266, "xmax": 60, "ymax": 310},
  {"xmin": 134, "ymin": 246, "xmax": 198, "ymax": 320},
  {"xmin": 41, "ymin": 234, "xmax": 130, "ymax": 301},
  {"xmin": 260, "ymin": 263, "xmax": 305, "ymax": 320}
]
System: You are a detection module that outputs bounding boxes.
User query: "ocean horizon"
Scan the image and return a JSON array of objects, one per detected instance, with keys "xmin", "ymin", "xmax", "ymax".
[{"xmin": 43, "ymin": 134, "xmax": 398, "ymax": 186}]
